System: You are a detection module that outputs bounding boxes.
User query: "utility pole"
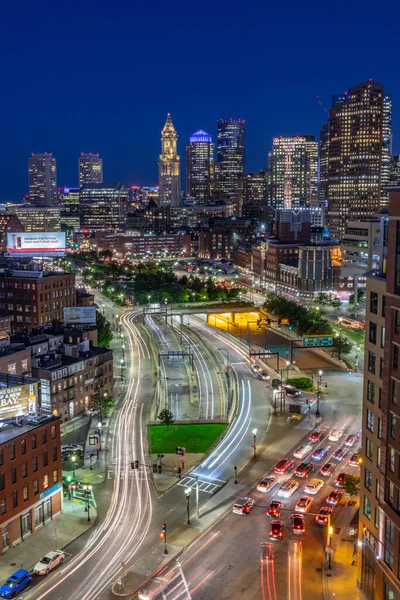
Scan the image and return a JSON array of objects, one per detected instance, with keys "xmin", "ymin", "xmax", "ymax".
[{"xmin": 316, "ymin": 370, "xmax": 323, "ymax": 418}]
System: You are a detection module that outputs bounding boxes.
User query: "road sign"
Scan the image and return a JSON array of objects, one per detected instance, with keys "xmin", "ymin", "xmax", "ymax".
[
  {"xmin": 251, "ymin": 442, "xmax": 257, "ymax": 449},
  {"xmin": 180, "ymin": 456, "xmax": 185, "ymax": 464},
  {"xmin": 319, "ymin": 336, "xmax": 333, "ymax": 347},
  {"xmin": 303, "ymin": 335, "xmax": 333, "ymax": 347},
  {"xmin": 121, "ymin": 561, "xmax": 126, "ymax": 569},
  {"xmin": 96, "ymin": 443, "xmax": 100, "ymax": 451}
]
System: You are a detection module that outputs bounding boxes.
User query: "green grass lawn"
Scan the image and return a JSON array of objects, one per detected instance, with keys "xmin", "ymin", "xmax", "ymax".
[
  {"xmin": 331, "ymin": 323, "xmax": 365, "ymax": 345},
  {"xmin": 148, "ymin": 423, "xmax": 227, "ymax": 454}
]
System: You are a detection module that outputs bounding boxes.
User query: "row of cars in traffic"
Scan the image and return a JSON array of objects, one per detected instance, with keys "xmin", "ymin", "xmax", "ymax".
[{"xmin": 232, "ymin": 426, "xmax": 360, "ymax": 541}]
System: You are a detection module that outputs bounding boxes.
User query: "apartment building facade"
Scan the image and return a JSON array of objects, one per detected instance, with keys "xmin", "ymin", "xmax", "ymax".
[{"xmin": 0, "ymin": 415, "xmax": 62, "ymax": 555}]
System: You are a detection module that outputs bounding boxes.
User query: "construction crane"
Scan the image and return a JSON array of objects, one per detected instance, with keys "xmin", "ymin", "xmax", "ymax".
[{"xmin": 316, "ymin": 96, "xmax": 329, "ymax": 116}]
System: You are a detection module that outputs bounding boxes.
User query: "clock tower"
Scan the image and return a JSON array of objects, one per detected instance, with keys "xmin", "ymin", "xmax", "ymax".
[{"xmin": 158, "ymin": 113, "xmax": 181, "ymax": 207}]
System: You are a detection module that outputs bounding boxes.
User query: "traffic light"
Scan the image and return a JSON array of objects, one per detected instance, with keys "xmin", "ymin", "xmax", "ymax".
[
  {"xmin": 160, "ymin": 523, "xmax": 167, "ymax": 539},
  {"xmin": 66, "ymin": 475, "xmax": 72, "ymax": 483},
  {"xmin": 288, "ymin": 323, "xmax": 293, "ymax": 330},
  {"xmin": 176, "ymin": 446, "xmax": 185, "ymax": 456},
  {"xmin": 277, "ymin": 319, "xmax": 281, "ymax": 331},
  {"xmin": 348, "ymin": 367, "xmax": 353, "ymax": 375},
  {"xmin": 131, "ymin": 460, "xmax": 139, "ymax": 469}
]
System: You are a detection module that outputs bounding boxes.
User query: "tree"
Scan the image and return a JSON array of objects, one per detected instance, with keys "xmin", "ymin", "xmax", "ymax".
[
  {"xmin": 91, "ymin": 390, "xmax": 114, "ymax": 419},
  {"xmin": 344, "ymin": 474, "xmax": 360, "ymax": 504},
  {"xmin": 157, "ymin": 409, "xmax": 175, "ymax": 428},
  {"xmin": 349, "ymin": 289, "xmax": 366, "ymax": 306},
  {"xmin": 332, "ymin": 335, "xmax": 353, "ymax": 359},
  {"xmin": 96, "ymin": 309, "xmax": 113, "ymax": 347}
]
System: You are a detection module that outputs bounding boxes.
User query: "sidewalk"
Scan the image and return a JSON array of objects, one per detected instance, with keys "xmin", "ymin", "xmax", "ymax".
[
  {"xmin": 322, "ymin": 501, "xmax": 362, "ymax": 600},
  {"xmin": 0, "ymin": 496, "xmax": 96, "ymax": 581}
]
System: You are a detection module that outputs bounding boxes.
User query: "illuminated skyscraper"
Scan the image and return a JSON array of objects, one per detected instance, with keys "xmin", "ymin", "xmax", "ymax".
[
  {"xmin": 319, "ymin": 123, "xmax": 330, "ymax": 207},
  {"xmin": 389, "ymin": 154, "xmax": 400, "ymax": 186},
  {"xmin": 326, "ymin": 80, "xmax": 391, "ymax": 239},
  {"xmin": 243, "ymin": 170, "xmax": 267, "ymax": 204},
  {"xmin": 79, "ymin": 153, "xmax": 103, "ymax": 186},
  {"xmin": 268, "ymin": 136, "xmax": 318, "ymax": 212},
  {"xmin": 215, "ymin": 119, "xmax": 245, "ymax": 214},
  {"xmin": 28, "ymin": 153, "xmax": 57, "ymax": 206},
  {"xmin": 158, "ymin": 113, "xmax": 181, "ymax": 207},
  {"xmin": 186, "ymin": 130, "xmax": 214, "ymax": 202}
]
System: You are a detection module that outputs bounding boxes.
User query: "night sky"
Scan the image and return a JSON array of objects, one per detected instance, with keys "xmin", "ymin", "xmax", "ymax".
[{"xmin": 1, "ymin": 0, "xmax": 398, "ymax": 202}]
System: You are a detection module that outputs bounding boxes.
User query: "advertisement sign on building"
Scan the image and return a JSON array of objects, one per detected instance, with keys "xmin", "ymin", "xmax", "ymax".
[
  {"xmin": 0, "ymin": 382, "xmax": 38, "ymax": 419},
  {"xmin": 63, "ymin": 306, "xmax": 96, "ymax": 325},
  {"xmin": 7, "ymin": 232, "xmax": 66, "ymax": 257}
]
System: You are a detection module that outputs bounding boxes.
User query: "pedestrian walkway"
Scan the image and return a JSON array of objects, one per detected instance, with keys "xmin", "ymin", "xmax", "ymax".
[
  {"xmin": 322, "ymin": 501, "xmax": 362, "ymax": 600},
  {"xmin": 0, "ymin": 495, "xmax": 96, "ymax": 582}
]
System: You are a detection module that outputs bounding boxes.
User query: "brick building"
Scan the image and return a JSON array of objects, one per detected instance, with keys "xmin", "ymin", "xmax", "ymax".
[
  {"xmin": 359, "ymin": 187, "xmax": 400, "ymax": 599},
  {"xmin": 33, "ymin": 343, "xmax": 113, "ymax": 421},
  {"xmin": 0, "ymin": 270, "xmax": 76, "ymax": 332},
  {"xmin": 0, "ymin": 414, "xmax": 62, "ymax": 554}
]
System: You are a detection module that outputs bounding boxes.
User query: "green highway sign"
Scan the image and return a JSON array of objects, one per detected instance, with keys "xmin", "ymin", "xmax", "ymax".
[
  {"xmin": 319, "ymin": 336, "xmax": 333, "ymax": 347},
  {"xmin": 303, "ymin": 335, "xmax": 333, "ymax": 348}
]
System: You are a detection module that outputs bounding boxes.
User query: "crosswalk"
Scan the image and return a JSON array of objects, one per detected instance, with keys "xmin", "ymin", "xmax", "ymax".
[{"xmin": 176, "ymin": 475, "xmax": 225, "ymax": 495}]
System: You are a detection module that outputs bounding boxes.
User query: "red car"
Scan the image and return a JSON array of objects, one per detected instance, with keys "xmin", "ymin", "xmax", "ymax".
[
  {"xmin": 267, "ymin": 500, "xmax": 283, "ymax": 518},
  {"xmin": 320, "ymin": 462, "xmax": 334, "ymax": 477},
  {"xmin": 274, "ymin": 458, "xmax": 295, "ymax": 474},
  {"xmin": 309, "ymin": 430, "xmax": 323, "ymax": 443}
]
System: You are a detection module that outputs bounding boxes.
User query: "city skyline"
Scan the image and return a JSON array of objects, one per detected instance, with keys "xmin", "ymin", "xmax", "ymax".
[{"xmin": 1, "ymin": 2, "xmax": 400, "ymax": 203}]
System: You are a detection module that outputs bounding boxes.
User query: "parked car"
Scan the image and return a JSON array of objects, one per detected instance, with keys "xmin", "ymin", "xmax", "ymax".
[
  {"xmin": 272, "ymin": 379, "xmax": 282, "ymax": 389},
  {"xmin": 0, "ymin": 569, "xmax": 32, "ymax": 598},
  {"xmin": 283, "ymin": 385, "xmax": 301, "ymax": 397},
  {"xmin": 33, "ymin": 550, "xmax": 65, "ymax": 575}
]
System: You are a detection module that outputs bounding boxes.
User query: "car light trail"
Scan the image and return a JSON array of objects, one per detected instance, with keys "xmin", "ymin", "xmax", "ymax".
[{"xmin": 27, "ymin": 309, "xmax": 153, "ymax": 600}]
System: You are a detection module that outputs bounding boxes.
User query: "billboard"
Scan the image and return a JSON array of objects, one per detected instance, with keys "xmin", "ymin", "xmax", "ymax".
[
  {"xmin": 7, "ymin": 232, "xmax": 66, "ymax": 257},
  {"xmin": 0, "ymin": 383, "xmax": 38, "ymax": 420},
  {"xmin": 63, "ymin": 306, "xmax": 96, "ymax": 325}
]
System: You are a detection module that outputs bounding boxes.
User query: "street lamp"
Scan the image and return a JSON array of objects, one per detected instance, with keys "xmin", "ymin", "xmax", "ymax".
[
  {"xmin": 185, "ymin": 488, "xmax": 191, "ymax": 525},
  {"xmin": 120, "ymin": 358, "xmax": 125, "ymax": 379},
  {"xmin": 355, "ymin": 345, "xmax": 360, "ymax": 372},
  {"xmin": 316, "ymin": 370, "xmax": 323, "ymax": 418},
  {"xmin": 252, "ymin": 428, "xmax": 257, "ymax": 459},
  {"xmin": 148, "ymin": 295, "xmax": 151, "ymax": 307},
  {"xmin": 83, "ymin": 484, "xmax": 92, "ymax": 521},
  {"xmin": 286, "ymin": 360, "xmax": 290, "ymax": 383},
  {"xmin": 71, "ymin": 454, "xmax": 77, "ymax": 479},
  {"xmin": 327, "ymin": 521, "xmax": 333, "ymax": 569}
]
